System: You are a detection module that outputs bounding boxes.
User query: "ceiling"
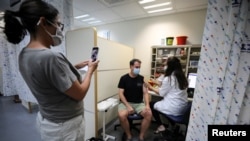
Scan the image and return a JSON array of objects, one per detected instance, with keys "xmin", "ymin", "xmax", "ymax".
[
  {"xmin": 0, "ymin": 0, "xmax": 208, "ymax": 29},
  {"xmin": 73, "ymin": 0, "xmax": 208, "ymax": 28}
]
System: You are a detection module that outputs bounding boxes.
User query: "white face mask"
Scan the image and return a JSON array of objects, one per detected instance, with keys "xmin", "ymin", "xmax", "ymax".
[
  {"xmin": 45, "ymin": 28, "xmax": 64, "ymax": 46},
  {"xmin": 39, "ymin": 20, "xmax": 64, "ymax": 47}
]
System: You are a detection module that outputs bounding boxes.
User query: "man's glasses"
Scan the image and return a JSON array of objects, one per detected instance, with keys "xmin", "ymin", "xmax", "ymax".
[{"xmin": 46, "ymin": 20, "xmax": 64, "ymax": 31}]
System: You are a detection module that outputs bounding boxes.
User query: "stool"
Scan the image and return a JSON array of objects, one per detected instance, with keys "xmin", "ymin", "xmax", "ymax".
[
  {"xmin": 127, "ymin": 113, "xmax": 144, "ymax": 132},
  {"xmin": 160, "ymin": 101, "xmax": 192, "ymax": 140},
  {"xmin": 114, "ymin": 113, "xmax": 144, "ymax": 132}
]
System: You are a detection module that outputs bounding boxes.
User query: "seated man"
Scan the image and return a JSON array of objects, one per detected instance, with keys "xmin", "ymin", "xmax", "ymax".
[{"xmin": 117, "ymin": 58, "xmax": 152, "ymax": 141}]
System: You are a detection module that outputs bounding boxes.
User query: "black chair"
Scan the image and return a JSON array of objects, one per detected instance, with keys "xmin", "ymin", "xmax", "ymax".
[
  {"xmin": 114, "ymin": 113, "xmax": 144, "ymax": 132},
  {"xmin": 161, "ymin": 101, "xmax": 192, "ymax": 140}
]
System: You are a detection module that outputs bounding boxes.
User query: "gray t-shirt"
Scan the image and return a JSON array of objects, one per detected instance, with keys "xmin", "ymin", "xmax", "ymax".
[{"xmin": 19, "ymin": 47, "xmax": 83, "ymax": 123}]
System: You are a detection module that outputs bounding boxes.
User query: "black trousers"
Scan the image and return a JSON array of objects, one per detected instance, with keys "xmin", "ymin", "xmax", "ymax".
[{"xmin": 150, "ymin": 101, "xmax": 163, "ymax": 126}]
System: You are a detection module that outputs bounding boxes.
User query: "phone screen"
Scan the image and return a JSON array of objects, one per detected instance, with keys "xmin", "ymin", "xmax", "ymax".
[{"xmin": 91, "ymin": 47, "xmax": 99, "ymax": 62}]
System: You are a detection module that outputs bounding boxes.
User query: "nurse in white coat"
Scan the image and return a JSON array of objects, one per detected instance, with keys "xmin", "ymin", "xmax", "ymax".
[{"xmin": 145, "ymin": 56, "xmax": 188, "ymax": 134}]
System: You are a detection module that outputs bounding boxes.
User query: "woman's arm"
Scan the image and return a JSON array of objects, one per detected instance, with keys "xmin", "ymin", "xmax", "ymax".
[
  {"xmin": 118, "ymin": 88, "xmax": 134, "ymax": 114},
  {"xmin": 65, "ymin": 60, "xmax": 99, "ymax": 101},
  {"xmin": 144, "ymin": 81, "xmax": 159, "ymax": 94}
]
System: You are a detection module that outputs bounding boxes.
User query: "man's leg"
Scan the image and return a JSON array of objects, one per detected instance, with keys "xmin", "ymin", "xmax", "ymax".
[
  {"xmin": 118, "ymin": 104, "xmax": 132, "ymax": 140},
  {"xmin": 135, "ymin": 103, "xmax": 152, "ymax": 140},
  {"xmin": 139, "ymin": 109, "xmax": 152, "ymax": 140}
]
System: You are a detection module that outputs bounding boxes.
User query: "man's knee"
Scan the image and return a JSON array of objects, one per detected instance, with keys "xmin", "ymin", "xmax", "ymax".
[
  {"xmin": 145, "ymin": 110, "xmax": 152, "ymax": 119},
  {"xmin": 141, "ymin": 110, "xmax": 152, "ymax": 120},
  {"xmin": 118, "ymin": 110, "xmax": 128, "ymax": 120}
]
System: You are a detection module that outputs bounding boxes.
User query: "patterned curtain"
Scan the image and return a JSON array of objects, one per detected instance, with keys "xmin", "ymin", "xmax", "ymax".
[
  {"xmin": 186, "ymin": 0, "xmax": 250, "ymax": 140},
  {"xmin": 0, "ymin": 0, "xmax": 73, "ymax": 103}
]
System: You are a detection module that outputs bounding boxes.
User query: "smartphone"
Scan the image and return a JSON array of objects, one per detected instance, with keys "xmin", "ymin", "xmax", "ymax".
[{"xmin": 91, "ymin": 47, "xmax": 99, "ymax": 62}]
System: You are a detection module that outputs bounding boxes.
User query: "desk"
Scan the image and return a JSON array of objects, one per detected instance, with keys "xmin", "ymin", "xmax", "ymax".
[
  {"xmin": 97, "ymin": 98, "xmax": 118, "ymax": 141},
  {"xmin": 148, "ymin": 91, "xmax": 193, "ymax": 102}
]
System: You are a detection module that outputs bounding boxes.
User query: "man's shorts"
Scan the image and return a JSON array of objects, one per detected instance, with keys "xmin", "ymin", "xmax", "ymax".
[{"xmin": 118, "ymin": 102, "xmax": 145, "ymax": 114}]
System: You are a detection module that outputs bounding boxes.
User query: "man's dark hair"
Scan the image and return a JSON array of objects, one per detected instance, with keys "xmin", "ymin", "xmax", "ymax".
[{"xmin": 130, "ymin": 58, "xmax": 141, "ymax": 66}]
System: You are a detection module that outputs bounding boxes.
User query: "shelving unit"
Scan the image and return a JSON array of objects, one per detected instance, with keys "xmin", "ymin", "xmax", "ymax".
[
  {"xmin": 187, "ymin": 44, "xmax": 201, "ymax": 74},
  {"xmin": 151, "ymin": 44, "xmax": 201, "ymax": 78}
]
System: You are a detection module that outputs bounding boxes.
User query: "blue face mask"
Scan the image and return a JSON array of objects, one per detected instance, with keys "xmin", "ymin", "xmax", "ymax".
[{"xmin": 133, "ymin": 68, "xmax": 140, "ymax": 75}]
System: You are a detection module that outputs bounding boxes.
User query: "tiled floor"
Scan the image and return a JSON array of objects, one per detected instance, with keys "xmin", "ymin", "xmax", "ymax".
[
  {"xmin": 0, "ymin": 95, "xmax": 41, "ymax": 141},
  {"xmin": 0, "ymin": 96, "xmax": 184, "ymax": 141},
  {"xmin": 99, "ymin": 119, "xmax": 164, "ymax": 141}
]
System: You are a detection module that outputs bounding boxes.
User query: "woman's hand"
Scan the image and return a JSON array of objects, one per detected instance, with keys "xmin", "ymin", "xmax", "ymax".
[
  {"xmin": 150, "ymin": 78, "xmax": 157, "ymax": 84},
  {"xmin": 75, "ymin": 60, "xmax": 89, "ymax": 69},
  {"xmin": 147, "ymin": 86, "xmax": 155, "ymax": 91},
  {"xmin": 87, "ymin": 59, "xmax": 99, "ymax": 74},
  {"xmin": 144, "ymin": 81, "xmax": 151, "ymax": 88},
  {"xmin": 144, "ymin": 81, "xmax": 154, "ymax": 91}
]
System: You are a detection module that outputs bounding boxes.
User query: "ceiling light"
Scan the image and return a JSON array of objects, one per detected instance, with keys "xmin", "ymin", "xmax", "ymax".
[
  {"xmin": 138, "ymin": 0, "xmax": 155, "ymax": 4},
  {"xmin": 74, "ymin": 14, "xmax": 89, "ymax": 19},
  {"xmin": 148, "ymin": 7, "xmax": 173, "ymax": 13},
  {"xmin": 82, "ymin": 18, "xmax": 95, "ymax": 22},
  {"xmin": 88, "ymin": 21, "xmax": 101, "ymax": 24},
  {"xmin": 144, "ymin": 2, "xmax": 171, "ymax": 9}
]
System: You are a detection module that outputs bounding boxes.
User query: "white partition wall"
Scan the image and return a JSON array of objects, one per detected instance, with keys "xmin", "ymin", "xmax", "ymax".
[
  {"xmin": 96, "ymin": 37, "xmax": 133, "ymax": 129},
  {"xmin": 65, "ymin": 28, "xmax": 134, "ymax": 139},
  {"xmin": 66, "ymin": 27, "xmax": 98, "ymax": 140}
]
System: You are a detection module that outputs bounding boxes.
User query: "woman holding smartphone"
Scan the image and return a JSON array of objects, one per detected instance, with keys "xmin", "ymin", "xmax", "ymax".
[{"xmin": 3, "ymin": 0, "xmax": 99, "ymax": 140}]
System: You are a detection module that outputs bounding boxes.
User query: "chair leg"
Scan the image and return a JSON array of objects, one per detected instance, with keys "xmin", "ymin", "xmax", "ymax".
[
  {"xmin": 183, "ymin": 125, "xmax": 188, "ymax": 141},
  {"xmin": 114, "ymin": 123, "xmax": 121, "ymax": 130},
  {"xmin": 114, "ymin": 124, "xmax": 117, "ymax": 130},
  {"xmin": 173, "ymin": 125, "xmax": 180, "ymax": 134},
  {"xmin": 128, "ymin": 119, "xmax": 133, "ymax": 130},
  {"xmin": 131, "ymin": 123, "xmax": 141, "ymax": 133},
  {"xmin": 128, "ymin": 120, "xmax": 140, "ymax": 133}
]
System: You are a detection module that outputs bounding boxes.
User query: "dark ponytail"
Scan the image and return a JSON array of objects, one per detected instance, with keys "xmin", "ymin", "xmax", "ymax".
[
  {"xmin": 164, "ymin": 56, "xmax": 189, "ymax": 90},
  {"xmin": 3, "ymin": 0, "xmax": 59, "ymax": 44},
  {"xmin": 4, "ymin": 10, "xmax": 27, "ymax": 44}
]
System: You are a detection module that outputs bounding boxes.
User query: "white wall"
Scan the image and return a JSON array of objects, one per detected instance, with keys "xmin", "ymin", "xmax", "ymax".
[{"xmin": 96, "ymin": 9, "xmax": 207, "ymax": 76}]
